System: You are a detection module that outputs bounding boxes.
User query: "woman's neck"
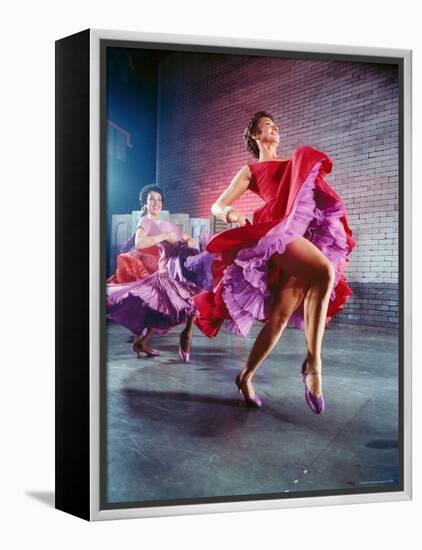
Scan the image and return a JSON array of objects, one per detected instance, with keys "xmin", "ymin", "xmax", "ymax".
[
  {"xmin": 146, "ymin": 213, "xmax": 160, "ymax": 221},
  {"xmin": 258, "ymin": 144, "xmax": 279, "ymax": 161}
]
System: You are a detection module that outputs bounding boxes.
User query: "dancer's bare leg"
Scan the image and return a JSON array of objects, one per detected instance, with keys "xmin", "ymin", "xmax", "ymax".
[
  {"xmin": 180, "ymin": 316, "xmax": 194, "ymax": 354},
  {"xmin": 239, "ymin": 273, "xmax": 308, "ymax": 399},
  {"xmin": 301, "ymin": 282, "xmax": 333, "ymax": 396},
  {"xmin": 272, "ymin": 237, "xmax": 335, "ymax": 396}
]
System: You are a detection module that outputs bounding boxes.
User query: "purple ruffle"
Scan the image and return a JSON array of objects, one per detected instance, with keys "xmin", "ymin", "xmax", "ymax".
[
  {"xmin": 221, "ymin": 162, "xmax": 351, "ymax": 336},
  {"xmin": 184, "ymin": 250, "xmax": 215, "ymax": 291},
  {"xmin": 166, "ymin": 242, "xmax": 215, "ymax": 291},
  {"xmin": 107, "ymin": 272, "xmax": 199, "ymax": 336},
  {"xmin": 166, "ymin": 242, "xmax": 200, "ymax": 283},
  {"xmin": 106, "ymin": 240, "xmax": 215, "ymax": 336}
]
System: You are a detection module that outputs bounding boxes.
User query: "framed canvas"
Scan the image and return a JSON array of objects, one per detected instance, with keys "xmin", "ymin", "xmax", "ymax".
[{"xmin": 55, "ymin": 28, "xmax": 412, "ymax": 521}]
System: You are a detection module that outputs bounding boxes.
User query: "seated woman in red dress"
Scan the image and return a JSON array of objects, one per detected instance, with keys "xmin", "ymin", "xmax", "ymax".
[{"xmin": 193, "ymin": 112, "xmax": 356, "ymax": 414}]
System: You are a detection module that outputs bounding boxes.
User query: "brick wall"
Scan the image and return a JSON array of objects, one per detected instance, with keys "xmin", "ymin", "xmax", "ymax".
[{"xmin": 156, "ymin": 53, "xmax": 399, "ymax": 329}]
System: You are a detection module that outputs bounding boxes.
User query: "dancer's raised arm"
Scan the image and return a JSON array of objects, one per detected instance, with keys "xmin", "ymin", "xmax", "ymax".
[{"xmin": 211, "ymin": 165, "xmax": 251, "ymax": 226}]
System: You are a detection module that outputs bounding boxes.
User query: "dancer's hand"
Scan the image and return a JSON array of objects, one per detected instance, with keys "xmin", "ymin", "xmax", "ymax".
[
  {"xmin": 182, "ymin": 234, "xmax": 195, "ymax": 247},
  {"xmin": 235, "ymin": 213, "xmax": 248, "ymax": 227},
  {"xmin": 227, "ymin": 209, "xmax": 248, "ymax": 227}
]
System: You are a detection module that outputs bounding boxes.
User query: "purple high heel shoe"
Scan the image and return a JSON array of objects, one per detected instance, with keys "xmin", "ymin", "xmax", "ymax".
[
  {"xmin": 178, "ymin": 332, "xmax": 191, "ymax": 363},
  {"xmin": 301, "ymin": 360, "xmax": 325, "ymax": 415},
  {"xmin": 235, "ymin": 372, "xmax": 262, "ymax": 408}
]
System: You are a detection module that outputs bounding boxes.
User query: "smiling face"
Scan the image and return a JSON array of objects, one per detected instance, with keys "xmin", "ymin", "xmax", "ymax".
[
  {"xmin": 253, "ymin": 116, "xmax": 280, "ymax": 146},
  {"xmin": 145, "ymin": 191, "xmax": 162, "ymax": 217}
]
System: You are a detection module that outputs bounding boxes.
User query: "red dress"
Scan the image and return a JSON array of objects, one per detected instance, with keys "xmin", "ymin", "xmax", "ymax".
[
  {"xmin": 193, "ymin": 146, "xmax": 356, "ymax": 338},
  {"xmin": 107, "ymin": 246, "xmax": 160, "ymax": 284}
]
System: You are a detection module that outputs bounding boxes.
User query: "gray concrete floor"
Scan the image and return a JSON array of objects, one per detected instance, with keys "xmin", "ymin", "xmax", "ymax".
[{"xmin": 106, "ymin": 322, "xmax": 400, "ymax": 504}]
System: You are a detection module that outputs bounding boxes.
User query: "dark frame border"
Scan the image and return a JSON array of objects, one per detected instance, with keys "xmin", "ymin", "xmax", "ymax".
[
  {"xmin": 99, "ymin": 38, "xmax": 405, "ymax": 511},
  {"xmin": 55, "ymin": 29, "xmax": 91, "ymax": 521}
]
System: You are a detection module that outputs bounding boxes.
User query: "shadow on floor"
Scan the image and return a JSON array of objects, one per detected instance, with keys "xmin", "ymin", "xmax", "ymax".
[
  {"xmin": 118, "ymin": 387, "xmax": 300, "ymax": 439},
  {"xmin": 26, "ymin": 491, "xmax": 55, "ymax": 508}
]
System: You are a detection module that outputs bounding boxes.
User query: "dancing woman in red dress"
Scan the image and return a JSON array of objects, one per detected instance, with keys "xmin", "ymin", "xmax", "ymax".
[
  {"xmin": 107, "ymin": 185, "xmax": 215, "ymax": 362},
  {"xmin": 108, "ymin": 185, "xmax": 162, "ymax": 285},
  {"xmin": 194, "ymin": 112, "xmax": 356, "ymax": 413}
]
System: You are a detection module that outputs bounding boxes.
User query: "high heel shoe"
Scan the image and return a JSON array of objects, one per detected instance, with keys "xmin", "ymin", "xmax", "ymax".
[
  {"xmin": 300, "ymin": 360, "xmax": 325, "ymax": 414},
  {"xmin": 178, "ymin": 331, "xmax": 191, "ymax": 363},
  {"xmin": 133, "ymin": 338, "xmax": 160, "ymax": 358},
  {"xmin": 235, "ymin": 372, "xmax": 262, "ymax": 408}
]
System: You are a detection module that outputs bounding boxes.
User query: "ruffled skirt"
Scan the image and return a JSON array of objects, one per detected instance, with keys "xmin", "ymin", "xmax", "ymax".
[
  {"xmin": 107, "ymin": 248, "xmax": 159, "ymax": 284},
  {"xmin": 106, "ymin": 242, "xmax": 215, "ymax": 336},
  {"xmin": 107, "ymin": 273, "xmax": 199, "ymax": 336},
  {"xmin": 194, "ymin": 162, "xmax": 354, "ymax": 337}
]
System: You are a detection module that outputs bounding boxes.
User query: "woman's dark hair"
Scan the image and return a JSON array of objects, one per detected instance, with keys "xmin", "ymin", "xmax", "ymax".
[
  {"xmin": 139, "ymin": 184, "xmax": 164, "ymax": 213},
  {"xmin": 244, "ymin": 111, "xmax": 274, "ymax": 159}
]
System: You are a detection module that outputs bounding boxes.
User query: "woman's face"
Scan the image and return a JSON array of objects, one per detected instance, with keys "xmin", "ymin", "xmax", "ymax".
[
  {"xmin": 254, "ymin": 117, "xmax": 280, "ymax": 146},
  {"xmin": 145, "ymin": 191, "xmax": 162, "ymax": 216}
]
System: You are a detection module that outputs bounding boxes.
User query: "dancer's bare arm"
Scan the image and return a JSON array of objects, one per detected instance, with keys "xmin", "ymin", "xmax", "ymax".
[
  {"xmin": 211, "ymin": 165, "xmax": 251, "ymax": 226},
  {"xmin": 135, "ymin": 226, "xmax": 178, "ymax": 249}
]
